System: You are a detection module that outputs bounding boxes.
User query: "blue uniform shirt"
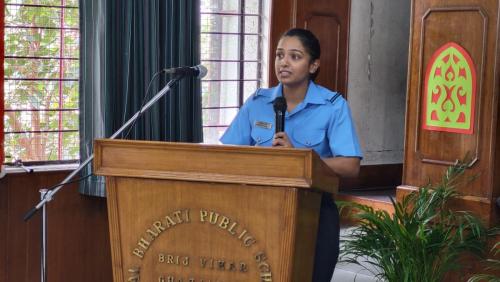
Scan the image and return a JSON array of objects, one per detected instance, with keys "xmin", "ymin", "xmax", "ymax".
[{"xmin": 220, "ymin": 81, "xmax": 363, "ymax": 159}]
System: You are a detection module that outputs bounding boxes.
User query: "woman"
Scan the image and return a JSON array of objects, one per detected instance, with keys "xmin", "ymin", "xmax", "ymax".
[{"xmin": 220, "ymin": 28, "xmax": 362, "ymax": 281}]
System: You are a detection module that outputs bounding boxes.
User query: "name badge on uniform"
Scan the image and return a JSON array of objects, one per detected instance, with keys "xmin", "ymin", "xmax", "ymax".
[{"xmin": 254, "ymin": 121, "xmax": 272, "ymax": 129}]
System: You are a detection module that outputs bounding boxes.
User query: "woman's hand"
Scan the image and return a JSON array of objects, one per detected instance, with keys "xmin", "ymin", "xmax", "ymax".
[{"xmin": 272, "ymin": 132, "xmax": 294, "ymax": 148}]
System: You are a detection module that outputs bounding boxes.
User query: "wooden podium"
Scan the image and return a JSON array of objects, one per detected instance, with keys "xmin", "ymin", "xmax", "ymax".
[{"xmin": 94, "ymin": 139, "xmax": 338, "ymax": 282}]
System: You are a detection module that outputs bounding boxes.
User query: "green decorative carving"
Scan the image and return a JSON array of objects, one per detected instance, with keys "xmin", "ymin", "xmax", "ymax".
[{"xmin": 423, "ymin": 42, "xmax": 476, "ymax": 134}]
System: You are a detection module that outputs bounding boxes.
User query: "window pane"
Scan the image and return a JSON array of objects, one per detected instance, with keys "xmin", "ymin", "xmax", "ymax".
[
  {"xmin": 6, "ymin": 0, "xmax": 74, "ymax": 5},
  {"xmin": 63, "ymin": 7, "xmax": 79, "ymax": 27},
  {"xmin": 62, "ymin": 81, "xmax": 79, "ymax": 108},
  {"xmin": 201, "ymin": 14, "xmax": 239, "ymax": 33},
  {"xmin": 245, "ymin": 0, "xmax": 260, "ymax": 14},
  {"xmin": 204, "ymin": 61, "xmax": 240, "ymax": 80},
  {"xmin": 202, "ymin": 126, "xmax": 227, "ymax": 145},
  {"xmin": 244, "ymin": 34, "xmax": 259, "ymax": 60},
  {"xmin": 5, "ymin": 80, "xmax": 78, "ymax": 109},
  {"xmin": 201, "ymin": 33, "xmax": 240, "ymax": 61},
  {"xmin": 5, "ymin": 28, "xmax": 62, "ymax": 57},
  {"xmin": 201, "ymin": 0, "xmax": 239, "ymax": 13},
  {"xmin": 63, "ymin": 30, "xmax": 80, "ymax": 57},
  {"xmin": 4, "ymin": 130, "xmax": 78, "ymax": 162},
  {"xmin": 5, "ymin": 5, "xmax": 77, "ymax": 28},
  {"xmin": 243, "ymin": 62, "xmax": 259, "ymax": 79},
  {"xmin": 244, "ymin": 81, "xmax": 259, "ymax": 101},
  {"xmin": 202, "ymin": 81, "xmax": 239, "ymax": 108},
  {"xmin": 4, "ymin": 109, "xmax": 78, "ymax": 132},
  {"xmin": 5, "ymin": 58, "xmax": 71, "ymax": 79},
  {"xmin": 63, "ymin": 59, "xmax": 79, "ymax": 78},
  {"xmin": 244, "ymin": 15, "xmax": 259, "ymax": 33},
  {"xmin": 202, "ymin": 108, "xmax": 239, "ymax": 127}
]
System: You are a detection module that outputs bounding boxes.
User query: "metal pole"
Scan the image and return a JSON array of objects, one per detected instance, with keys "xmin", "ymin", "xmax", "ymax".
[{"xmin": 40, "ymin": 189, "xmax": 48, "ymax": 282}]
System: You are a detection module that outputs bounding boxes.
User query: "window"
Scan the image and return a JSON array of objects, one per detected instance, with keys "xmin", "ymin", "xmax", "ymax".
[
  {"xmin": 200, "ymin": 0, "xmax": 270, "ymax": 144},
  {"xmin": 3, "ymin": 0, "xmax": 79, "ymax": 164}
]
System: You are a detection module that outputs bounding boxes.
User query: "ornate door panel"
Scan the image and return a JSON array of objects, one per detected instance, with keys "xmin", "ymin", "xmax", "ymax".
[{"xmin": 401, "ymin": 0, "xmax": 500, "ymax": 225}]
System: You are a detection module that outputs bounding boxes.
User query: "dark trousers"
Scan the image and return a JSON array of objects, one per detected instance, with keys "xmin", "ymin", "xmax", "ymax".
[{"xmin": 312, "ymin": 193, "xmax": 340, "ymax": 282}]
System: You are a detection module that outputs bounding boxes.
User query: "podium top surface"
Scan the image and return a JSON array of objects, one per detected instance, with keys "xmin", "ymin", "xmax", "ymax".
[{"xmin": 94, "ymin": 139, "xmax": 338, "ymax": 193}]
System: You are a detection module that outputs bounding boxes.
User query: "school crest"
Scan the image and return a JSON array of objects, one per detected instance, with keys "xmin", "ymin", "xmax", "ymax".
[{"xmin": 422, "ymin": 42, "xmax": 476, "ymax": 134}]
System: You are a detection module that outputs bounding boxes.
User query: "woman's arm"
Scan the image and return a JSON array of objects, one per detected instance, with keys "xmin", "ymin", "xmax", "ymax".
[{"xmin": 322, "ymin": 157, "xmax": 360, "ymax": 178}]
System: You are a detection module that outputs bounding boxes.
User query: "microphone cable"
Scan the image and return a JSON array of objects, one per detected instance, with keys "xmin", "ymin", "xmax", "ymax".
[
  {"xmin": 121, "ymin": 70, "xmax": 182, "ymax": 140},
  {"xmin": 65, "ymin": 70, "xmax": 180, "ymax": 193},
  {"xmin": 43, "ymin": 173, "xmax": 94, "ymax": 192},
  {"xmin": 73, "ymin": 69, "xmax": 184, "ymax": 188}
]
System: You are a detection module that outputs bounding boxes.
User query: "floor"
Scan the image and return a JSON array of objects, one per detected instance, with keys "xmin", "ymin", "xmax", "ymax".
[
  {"xmin": 329, "ymin": 188, "xmax": 395, "ymax": 281},
  {"xmin": 330, "ymin": 225, "xmax": 384, "ymax": 281}
]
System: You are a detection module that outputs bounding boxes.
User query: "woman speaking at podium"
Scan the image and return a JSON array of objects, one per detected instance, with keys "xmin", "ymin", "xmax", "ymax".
[{"xmin": 220, "ymin": 28, "xmax": 362, "ymax": 281}]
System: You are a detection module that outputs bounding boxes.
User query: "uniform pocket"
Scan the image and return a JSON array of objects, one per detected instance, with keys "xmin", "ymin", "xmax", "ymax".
[
  {"xmin": 293, "ymin": 129, "xmax": 326, "ymax": 148},
  {"xmin": 251, "ymin": 126, "xmax": 274, "ymax": 146}
]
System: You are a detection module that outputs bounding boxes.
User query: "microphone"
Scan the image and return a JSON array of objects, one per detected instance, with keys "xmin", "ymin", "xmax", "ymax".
[
  {"xmin": 273, "ymin": 96, "xmax": 287, "ymax": 133},
  {"xmin": 164, "ymin": 64, "xmax": 208, "ymax": 78}
]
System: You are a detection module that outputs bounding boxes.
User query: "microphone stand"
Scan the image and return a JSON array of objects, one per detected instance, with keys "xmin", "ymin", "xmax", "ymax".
[{"xmin": 23, "ymin": 75, "xmax": 182, "ymax": 282}]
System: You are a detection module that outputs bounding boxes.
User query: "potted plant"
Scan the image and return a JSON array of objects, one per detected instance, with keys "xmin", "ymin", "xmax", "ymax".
[{"xmin": 338, "ymin": 163, "xmax": 489, "ymax": 282}]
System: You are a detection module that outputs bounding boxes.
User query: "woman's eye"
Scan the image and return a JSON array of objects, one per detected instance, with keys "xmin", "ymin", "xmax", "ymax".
[
  {"xmin": 291, "ymin": 54, "xmax": 301, "ymax": 60},
  {"xmin": 276, "ymin": 53, "xmax": 284, "ymax": 59}
]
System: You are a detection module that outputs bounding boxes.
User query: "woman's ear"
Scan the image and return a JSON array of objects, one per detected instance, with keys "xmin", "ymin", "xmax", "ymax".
[{"xmin": 309, "ymin": 59, "xmax": 320, "ymax": 74}]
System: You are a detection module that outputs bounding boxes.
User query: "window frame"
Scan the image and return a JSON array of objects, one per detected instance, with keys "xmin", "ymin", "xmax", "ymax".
[{"xmin": 2, "ymin": 0, "xmax": 80, "ymax": 165}]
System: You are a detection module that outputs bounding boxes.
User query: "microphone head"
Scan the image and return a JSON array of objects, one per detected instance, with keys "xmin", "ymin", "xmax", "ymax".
[
  {"xmin": 195, "ymin": 64, "xmax": 208, "ymax": 79},
  {"xmin": 273, "ymin": 96, "xmax": 287, "ymax": 113}
]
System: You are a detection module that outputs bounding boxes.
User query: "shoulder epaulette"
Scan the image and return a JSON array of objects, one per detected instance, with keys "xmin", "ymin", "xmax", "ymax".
[
  {"xmin": 329, "ymin": 93, "xmax": 341, "ymax": 104},
  {"xmin": 252, "ymin": 88, "xmax": 262, "ymax": 100}
]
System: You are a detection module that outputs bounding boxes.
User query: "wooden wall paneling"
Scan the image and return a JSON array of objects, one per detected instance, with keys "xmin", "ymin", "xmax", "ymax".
[
  {"xmin": 0, "ymin": 175, "xmax": 7, "ymax": 282},
  {"xmin": 5, "ymin": 172, "xmax": 43, "ymax": 282},
  {"xmin": 339, "ymin": 163, "xmax": 403, "ymax": 190},
  {"xmin": 0, "ymin": 171, "xmax": 112, "ymax": 282},
  {"xmin": 492, "ymin": 0, "xmax": 500, "ymax": 224},
  {"xmin": 401, "ymin": 0, "xmax": 500, "ymax": 226}
]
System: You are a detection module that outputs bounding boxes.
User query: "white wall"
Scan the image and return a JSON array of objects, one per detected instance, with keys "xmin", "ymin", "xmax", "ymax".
[{"xmin": 347, "ymin": 0, "xmax": 411, "ymax": 165}]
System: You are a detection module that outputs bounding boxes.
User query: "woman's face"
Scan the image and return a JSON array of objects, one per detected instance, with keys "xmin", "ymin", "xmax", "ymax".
[{"xmin": 275, "ymin": 36, "xmax": 319, "ymax": 87}]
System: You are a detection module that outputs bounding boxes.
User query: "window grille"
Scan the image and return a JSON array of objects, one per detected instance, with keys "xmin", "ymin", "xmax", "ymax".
[
  {"xmin": 3, "ymin": 0, "xmax": 79, "ymax": 163},
  {"xmin": 200, "ymin": 0, "xmax": 266, "ymax": 144}
]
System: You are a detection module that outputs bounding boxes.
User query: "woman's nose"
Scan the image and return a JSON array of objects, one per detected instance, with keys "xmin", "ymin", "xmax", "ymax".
[{"xmin": 280, "ymin": 56, "xmax": 289, "ymax": 66}]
